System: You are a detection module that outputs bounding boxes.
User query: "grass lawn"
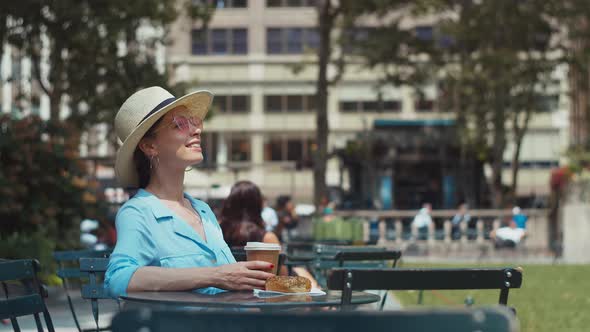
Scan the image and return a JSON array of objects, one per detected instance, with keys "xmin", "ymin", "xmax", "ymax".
[{"xmin": 391, "ymin": 262, "xmax": 590, "ymax": 332}]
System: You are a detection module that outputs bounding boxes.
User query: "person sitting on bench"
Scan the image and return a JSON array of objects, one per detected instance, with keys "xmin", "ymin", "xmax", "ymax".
[{"xmin": 490, "ymin": 220, "xmax": 526, "ymax": 248}]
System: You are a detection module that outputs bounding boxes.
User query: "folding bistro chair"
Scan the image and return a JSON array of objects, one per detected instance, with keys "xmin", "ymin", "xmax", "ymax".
[
  {"xmin": 308, "ymin": 246, "xmax": 401, "ymax": 289},
  {"xmin": 111, "ymin": 307, "xmax": 519, "ymax": 332},
  {"xmin": 0, "ymin": 259, "xmax": 55, "ymax": 332},
  {"xmin": 327, "ymin": 267, "xmax": 523, "ymax": 312},
  {"xmin": 78, "ymin": 257, "xmax": 116, "ymax": 332},
  {"xmin": 332, "ymin": 250, "xmax": 402, "ymax": 310},
  {"xmin": 53, "ymin": 249, "xmax": 112, "ymax": 332}
]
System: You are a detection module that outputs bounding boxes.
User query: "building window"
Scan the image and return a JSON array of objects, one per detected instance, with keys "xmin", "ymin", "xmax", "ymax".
[
  {"xmin": 191, "ymin": 28, "xmax": 248, "ymax": 55},
  {"xmin": 264, "ymin": 136, "xmax": 315, "ymax": 168},
  {"xmin": 229, "ymin": 136, "xmax": 251, "ymax": 162},
  {"xmin": 339, "ymin": 99, "xmax": 402, "ymax": 113},
  {"xmin": 200, "ymin": 132, "xmax": 219, "ymax": 168},
  {"xmin": 415, "ymin": 26, "xmax": 434, "ymax": 41},
  {"xmin": 267, "ymin": 0, "xmax": 316, "ymax": 7},
  {"xmin": 536, "ymin": 95, "xmax": 559, "ymax": 112},
  {"xmin": 264, "ymin": 95, "xmax": 316, "ymax": 113},
  {"xmin": 266, "ymin": 28, "xmax": 319, "ymax": 54},
  {"xmin": 193, "ymin": 0, "xmax": 248, "ymax": 8},
  {"xmin": 342, "ymin": 27, "xmax": 375, "ymax": 54},
  {"xmin": 415, "ymin": 99, "xmax": 434, "ymax": 112},
  {"xmin": 213, "ymin": 95, "xmax": 251, "ymax": 113}
]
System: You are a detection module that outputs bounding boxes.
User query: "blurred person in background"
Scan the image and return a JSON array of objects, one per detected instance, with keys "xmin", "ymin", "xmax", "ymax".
[
  {"xmin": 261, "ymin": 195, "xmax": 278, "ymax": 232},
  {"xmin": 490, "ymin": 220, "xmax": 526, "ymax": 248},
  {"xmin": 512, "ymin": 206, "xmax": 528, "ymax": 229},
  {"xmin": 220, "ymin": 181, "xmax": 318, "ymax": 288},
  {"xmin": 451, "ymin": 202, "xmax": 471, "ymax": 240},
  {"xmin": 412, "ymin": 202, "xmax": 432, "ymax": 240},
  {"xmin": 274, "ymin": 195, "xmax": 299, "ymax": 241}
]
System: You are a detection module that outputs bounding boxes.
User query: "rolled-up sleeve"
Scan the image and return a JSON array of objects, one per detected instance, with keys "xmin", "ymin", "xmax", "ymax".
[{"xmin": 105, "ymin": 205, "xmax": 157, "ymax": 298}]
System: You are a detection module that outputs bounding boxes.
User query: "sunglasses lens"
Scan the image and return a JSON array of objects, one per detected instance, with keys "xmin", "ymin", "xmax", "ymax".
[{"xmin": 174, "ymin": 116, "xmax": 190, "ymax": 132}]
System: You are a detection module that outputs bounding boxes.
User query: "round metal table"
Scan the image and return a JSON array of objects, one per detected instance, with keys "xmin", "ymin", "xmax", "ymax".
[{"xmin": 121, "ymin": 290, "xmax": 380, "ymax": 310}]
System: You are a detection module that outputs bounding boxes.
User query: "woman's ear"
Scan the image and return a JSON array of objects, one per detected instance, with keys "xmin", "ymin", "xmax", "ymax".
[{"xmin": 138, "ymin": 138, "xmax": 158, "ymax": 156}]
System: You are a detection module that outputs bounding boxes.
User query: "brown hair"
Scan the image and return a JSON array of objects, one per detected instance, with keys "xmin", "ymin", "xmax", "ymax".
[
  {"xmin": 220, "ymin": 181, "xmax": 266, "ymax": 247},
  {"xmin": 132, "ymin": 117, "xmax": 164, "ymax": 189}
]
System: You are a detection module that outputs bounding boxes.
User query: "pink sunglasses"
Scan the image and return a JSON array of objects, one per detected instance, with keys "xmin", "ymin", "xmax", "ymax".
[{"xmin": 155, "ymin": 115, "xmax": 203, "ymax": 134}]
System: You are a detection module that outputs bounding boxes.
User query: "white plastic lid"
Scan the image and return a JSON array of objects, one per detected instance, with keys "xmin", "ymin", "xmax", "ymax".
[{"xmin": 244, "ymin": 242, "xmax": 281, "ymax": 250}]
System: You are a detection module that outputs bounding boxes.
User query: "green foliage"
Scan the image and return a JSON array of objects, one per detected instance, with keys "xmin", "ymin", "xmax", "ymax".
[
  {"xmin": 312, "ymin": 217, "xmax": 364, "ymax": 243},
  {"xmin": 2, "ymin": 0, "xmax": 212, "ymax": 133},
  {"xmin": 0, "ymin": 115, "xmax": 108, "ymax": 279}
]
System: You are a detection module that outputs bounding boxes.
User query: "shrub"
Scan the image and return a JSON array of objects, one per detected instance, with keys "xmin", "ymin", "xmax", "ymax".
[{"xmin": 0, "ymin": 115, "xmax": 108, "ymax": 281}]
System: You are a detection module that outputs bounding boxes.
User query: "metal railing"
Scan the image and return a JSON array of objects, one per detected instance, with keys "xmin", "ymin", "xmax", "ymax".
[{"xmin": 330, "ymin": 209, "xmax": 550, "ymax": 253}]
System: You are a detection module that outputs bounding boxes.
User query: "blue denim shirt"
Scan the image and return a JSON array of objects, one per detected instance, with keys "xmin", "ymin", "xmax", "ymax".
[{"xmin": 104, "ymin": 189, "xmax": 236, "ymax": 298}]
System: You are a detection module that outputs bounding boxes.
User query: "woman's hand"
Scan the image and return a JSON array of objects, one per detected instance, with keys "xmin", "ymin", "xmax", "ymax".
[{"xmin": 214, "ymin": 261, "xmax": 275, "ymax": 290}]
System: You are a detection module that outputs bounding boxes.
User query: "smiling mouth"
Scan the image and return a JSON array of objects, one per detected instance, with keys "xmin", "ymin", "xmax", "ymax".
[{"xmin": 186, "ymin": 142, "xmax": 201, "ymax": 149}]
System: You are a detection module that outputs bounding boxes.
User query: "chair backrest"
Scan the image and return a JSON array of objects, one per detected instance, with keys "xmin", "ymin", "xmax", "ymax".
[
  {"xmin": 327, "ymin": 267, "xmax": 523, "ymax": 307},
  {"xmin": 53, "ymin": 249, "xmax": 112, "ymax": 281},
  {"xmin": 111, "ymin": 307, "xmax": 519, "ymax": 332},
  {"xmin": 309, "ymin": 247, "xmax": 402, "ymax": 289},
  {"xmin": 53, "ymin": 249, "xmax": 112, "ymax": 332},
  {"xmin": 333, "ymin": 250, "xmax": 402, "ymax": 267},
  {"xmin": 79, "ymin": 257, "xmax": 112, "ymax": 331},
  {"xmin": 0, "ymin": 259, "xmax": 55, "ymax": 332}
]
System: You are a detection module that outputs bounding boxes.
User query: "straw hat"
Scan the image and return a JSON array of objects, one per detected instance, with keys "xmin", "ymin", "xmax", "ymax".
[{"xmin": 114, "ymin": 86, "xmax": 213, "ymax": 188}]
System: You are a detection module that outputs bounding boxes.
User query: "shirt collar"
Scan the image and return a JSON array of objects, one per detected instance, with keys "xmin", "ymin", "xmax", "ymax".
[
  {"xmin": 136, "ymin": 188, "xmax": 210, "ymax": 222},
  {"xmin": 136, "ymin": 188, "xmax": 173, "ymax": 220}
]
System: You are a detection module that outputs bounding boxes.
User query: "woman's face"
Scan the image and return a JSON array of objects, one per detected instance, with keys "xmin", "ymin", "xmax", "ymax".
[{"xmin": 147, "ymin": 105, "xmax": 204, "ymax": 169}]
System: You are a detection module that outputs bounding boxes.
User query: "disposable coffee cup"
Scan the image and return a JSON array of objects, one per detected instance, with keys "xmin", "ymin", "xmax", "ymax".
[{"xmin": 244, "ymin": 242, "xmax": 281, "ymax": 275}]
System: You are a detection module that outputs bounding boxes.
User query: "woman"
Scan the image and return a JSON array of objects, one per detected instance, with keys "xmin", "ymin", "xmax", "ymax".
[
  {"xmin": 220, "ymin": 181, "xmax": 282, "ymax": 247},
  {"xmin": 105, "ymin": 87, "xmax": 274, "ymax": 298},
  {"xmin": 220, "ymin": 181, "xmax": 318, "ymax": 288}
]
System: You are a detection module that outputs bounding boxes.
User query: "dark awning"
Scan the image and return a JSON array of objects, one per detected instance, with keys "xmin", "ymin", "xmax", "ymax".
[{"xmin": 374, "ymin": 119, "xmax": 455, "ymax": 128}]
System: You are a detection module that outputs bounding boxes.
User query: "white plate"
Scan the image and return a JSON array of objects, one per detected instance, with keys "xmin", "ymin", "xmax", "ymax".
[{"xmin": 253, "ymin": 288, "xmax": 326, "ymax": 298}]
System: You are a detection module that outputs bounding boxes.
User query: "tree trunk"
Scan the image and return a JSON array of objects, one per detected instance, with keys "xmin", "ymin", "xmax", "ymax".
[
  {"xmin": 490, "ymin": 89, "xmax": 507, "ymax": 208},
  {"xmin": 46, "ymin": 34, "xmax": 64, "ymax": 127},
  {"xmin": 313, "ymin": 0, "xmax": 332, "ymax": 210},
  {"xmin": 568, "ymin": 16, "xmax": 590, "ymax": 147},
  {"xmin": 509, "ymin": 106, "xmax": 532, "ymax": 199}
]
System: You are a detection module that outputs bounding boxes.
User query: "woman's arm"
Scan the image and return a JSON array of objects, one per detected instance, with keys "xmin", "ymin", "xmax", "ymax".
[{"xmin": 127, "ymin": 261, "xmax": 275, "ymax": 292}]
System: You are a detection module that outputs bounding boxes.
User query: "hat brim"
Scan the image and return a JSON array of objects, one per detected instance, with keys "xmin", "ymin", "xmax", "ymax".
[{"xmin": 115, "ymin": 90, "xmax": 213, "ymax": 188}]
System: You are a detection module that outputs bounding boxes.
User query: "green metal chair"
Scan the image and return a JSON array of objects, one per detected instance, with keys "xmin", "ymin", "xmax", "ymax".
[
  {"xmin": 307, "ymin": 245, "xmax": 401, "ymax": 288},
  {"xmin": 53, "ymin": 249, "xmax": 112, "ymax": 332},
  {"xmin": 327, "ymin": 267, "xmax": 523, "ymax": 313},
  {"xmin": 0, "ymin": 259, "xmax": 55, "ymax": 332},
  {"xmin": 111, "ymin": 307, "xmax": 519, "ymax": 332},
  {"xmin": 79, "ymin": 257, "xmax": 115, "ymax": 332}
]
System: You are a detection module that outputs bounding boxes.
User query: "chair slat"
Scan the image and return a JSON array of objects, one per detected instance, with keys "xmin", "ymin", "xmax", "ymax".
[
  {"xmin": 53, "ymin": 249, "xmax": 112, "ymax": 262},
  {"xmin": 0, "ymin": 294, "xmax": 45, "ymax": 319},
  {"xmin": 81, "ymin": 285, "xmax": 110, "ymax": 300},
  {"xmin": 79, "ymin": 258, "xmax": 109, "ymax": 272},
  {"xmin": 328, "ymin": 268, "xmax": 522, "ymax": 291},
  {"xmin": 0, "ymin": 260, "xmax": 37, "ymax": 282},
  {"xmin": 333, "ymin": 251, "xmax": 402, "ymax": 262},
  {"xmin": 57, "ymin": 268, "xmax": 88, "ymax": 279}
]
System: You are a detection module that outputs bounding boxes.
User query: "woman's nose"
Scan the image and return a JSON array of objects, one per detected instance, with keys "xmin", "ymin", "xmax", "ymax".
[{"xmin": 189, "ymin": 125, "xmax": 201, "ymax": 136}]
